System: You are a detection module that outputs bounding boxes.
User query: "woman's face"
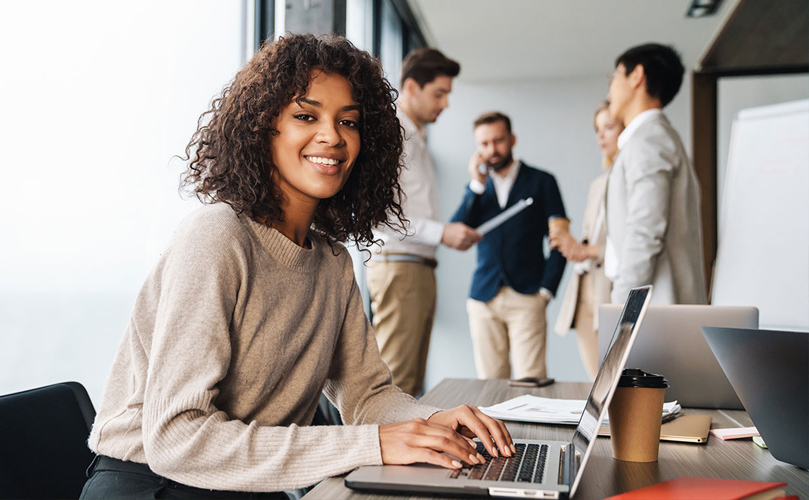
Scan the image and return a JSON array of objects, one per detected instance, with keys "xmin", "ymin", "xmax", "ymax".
[
  {"xmin": 270, "ymin": 71, "xmax": 361, "ymax": 205},
  {"xmin": 595, "ymin": 108, "xmax": 623, "ymax": 162}
]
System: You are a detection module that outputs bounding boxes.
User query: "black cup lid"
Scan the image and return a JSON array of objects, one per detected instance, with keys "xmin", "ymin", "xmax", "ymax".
[{"xmin": 617, "ymin": 368, "xmax": 669, "ymax": 388}]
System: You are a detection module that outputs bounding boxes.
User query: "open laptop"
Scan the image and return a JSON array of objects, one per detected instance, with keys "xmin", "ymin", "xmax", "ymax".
[
  {"xmin": 598, "ymin": 305, "xmax": 758, "ymax": 409},
  {"xmin": 345, "ymin": 285, "xmax": 652, "ymax": 499},
  {"xmin": 702, "ymin": 326, "xmax": 809, "ymax": 469}
]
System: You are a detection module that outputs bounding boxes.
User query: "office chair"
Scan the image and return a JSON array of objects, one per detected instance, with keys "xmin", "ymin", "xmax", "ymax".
[{"xmin": 0, "ymin": 382, "xmax": 96, "ymax": 500}]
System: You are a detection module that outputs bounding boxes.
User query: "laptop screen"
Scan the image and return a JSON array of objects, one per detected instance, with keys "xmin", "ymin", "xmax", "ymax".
[{"xmin": 569, "ymin": 285, "xmax": 652, "ymax": 495}]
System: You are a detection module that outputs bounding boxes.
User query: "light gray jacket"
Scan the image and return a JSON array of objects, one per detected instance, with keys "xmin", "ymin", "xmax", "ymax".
[{"xmin": 606, "ymin": 112, "xmax": 707, "ymax": 305}]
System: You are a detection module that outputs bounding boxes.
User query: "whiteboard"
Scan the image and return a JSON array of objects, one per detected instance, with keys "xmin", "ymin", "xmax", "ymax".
[{"xmin": 712, "ymin": 99, "xmax": 809, "ymax": 330}]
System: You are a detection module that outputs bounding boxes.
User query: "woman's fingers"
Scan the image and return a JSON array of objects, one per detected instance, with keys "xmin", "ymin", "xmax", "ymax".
[
  {"xmin": 428, "ymin": 406, "xmax": 515, "ymax": 458},
  {"xmin": 379, "ymin": 419, "xmax": 484, "ymax": 469},
  {"xmin": 458, "ymin": 406, "xmax": 515, "ymax": 458}
]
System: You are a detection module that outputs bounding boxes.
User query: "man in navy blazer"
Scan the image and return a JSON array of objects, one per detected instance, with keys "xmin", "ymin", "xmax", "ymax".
[{"xmin": 451, "ymin": 111, "xmax": 567, "ymax": 380}]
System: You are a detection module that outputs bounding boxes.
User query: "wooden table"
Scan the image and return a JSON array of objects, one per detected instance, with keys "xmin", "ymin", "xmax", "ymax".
[{"xmin": 303, "ymin": 379, "xmax": 809, "ymax": 499}]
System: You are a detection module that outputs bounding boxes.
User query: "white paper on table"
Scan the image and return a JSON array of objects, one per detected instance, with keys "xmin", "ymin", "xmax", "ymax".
[
  {"xmin": 475, "ymin": 197, "xmax": 533, "ymax": 235},
  {"xmin": 479, "ymin": 394, "xmax": 681, "ymax": 425}
]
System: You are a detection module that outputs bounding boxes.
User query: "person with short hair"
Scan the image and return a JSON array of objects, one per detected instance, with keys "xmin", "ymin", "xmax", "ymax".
[
  {"xmin": 80, "ymin": 34, "xmax": 512, "ymax": 500},
  {"xmin": 605, "ymin": 43, "xmax": 707, "ymax": 305},
  {"xmin": 451, "ymin": 111, "xmax": 567, "ymax": 381},
  {"xmin": 368, "ymin": 47, "xmax": 480, "ymax": 398}
]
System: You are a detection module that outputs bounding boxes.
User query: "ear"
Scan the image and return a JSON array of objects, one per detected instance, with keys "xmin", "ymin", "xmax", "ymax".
[
  {"xmin": 628, "ymin": 64, "xmax": 646, "ymax": 91},
  {"xmin": 510, "ymin": 134, "xmax": 517, "ymax": 148},
  {"xmin": 403, "ymin": 77, "xmax": 420, "ymax": 96}
]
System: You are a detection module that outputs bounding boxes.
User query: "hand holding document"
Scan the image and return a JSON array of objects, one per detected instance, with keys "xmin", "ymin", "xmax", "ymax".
[
  {"xmin": 479, "ymin": 394, "xmax": 681, "ymax": 425},
  {"xmin": 476, "ymin": 198, "xmax": 533, "ymax": 235}
]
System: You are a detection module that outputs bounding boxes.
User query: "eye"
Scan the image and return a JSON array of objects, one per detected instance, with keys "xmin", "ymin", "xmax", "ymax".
[
  {"xmin": 339, "ymin": 119, "xmax": 359, "ymax": 129},
  {"xmin": 293, "ymin": 113, "xmax": 315, "ymax": 122}
]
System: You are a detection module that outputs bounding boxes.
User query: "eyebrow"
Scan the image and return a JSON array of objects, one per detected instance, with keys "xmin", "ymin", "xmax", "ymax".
[{"xmin": 297, "ymin": 97, "xmax": 361, "ymax": 112}]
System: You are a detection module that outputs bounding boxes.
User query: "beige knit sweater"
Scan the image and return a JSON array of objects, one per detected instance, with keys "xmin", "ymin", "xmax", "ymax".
[{"xmin": 88, "ymin": 204, "xmax": 439, "ymax": 492}]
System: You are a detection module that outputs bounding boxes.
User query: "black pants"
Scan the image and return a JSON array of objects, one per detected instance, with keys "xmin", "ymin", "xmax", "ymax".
[{"xmin": 80, "ymin": 455, "xmax": 290, "ymax": 500}]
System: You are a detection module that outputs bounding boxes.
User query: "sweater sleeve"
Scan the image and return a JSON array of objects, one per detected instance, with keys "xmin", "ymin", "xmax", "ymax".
[
  {"xmin": 324, "ymin": 263, "xmax": 441, "ymax": 424},
  {"xmin": 139, "ymin": 219, "xmax": 401, "ymax": 492}
]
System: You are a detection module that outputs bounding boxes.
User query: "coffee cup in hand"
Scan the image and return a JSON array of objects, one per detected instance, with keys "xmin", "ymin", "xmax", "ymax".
[
  {"xmin": 608, "ymin": 368, "xmax": 669, "ymax": 462},
  {"xmin": 547, "ymin": 215, "xmax": 570, "ymax": 234}
]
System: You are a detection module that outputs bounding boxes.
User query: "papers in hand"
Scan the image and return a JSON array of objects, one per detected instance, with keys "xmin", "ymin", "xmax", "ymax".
[
  {"xmin": 479, "ymin": 394, "xmax": 681, "ymax": 425},
  {"xmin": 475, "ymin": 198, "xmax": 533, "ymax": 235}
]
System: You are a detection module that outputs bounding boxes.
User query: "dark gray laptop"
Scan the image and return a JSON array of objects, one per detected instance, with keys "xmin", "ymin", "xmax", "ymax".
[
  {"xmin": 598, "ymin": 305, "xmax": 758, "ymax": 409},
  {"xmin": 345, "ymin": 286, "xmax": 653, "ymax": 499},
  {"xmin": 702, "ymin": 326, "xmax": 809, "ymax": 469}
]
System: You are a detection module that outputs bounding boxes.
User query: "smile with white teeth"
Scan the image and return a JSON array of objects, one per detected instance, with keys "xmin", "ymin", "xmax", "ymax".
[{"xmin": 307, "ymin": 156, "xmax": 342, "ymax": 166}]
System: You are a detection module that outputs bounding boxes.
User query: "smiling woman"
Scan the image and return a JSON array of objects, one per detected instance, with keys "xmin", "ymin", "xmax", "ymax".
[
  {"xmin": 268, "ymin": 72, "xmax": 362, "ymax": 244},
  {"xmin": 181, "ymin": 34, "xmax": 405, "ymax": 247},
  {"xmin": 80, "ymin": 34, "xmax": 515, "ymax": 499}
]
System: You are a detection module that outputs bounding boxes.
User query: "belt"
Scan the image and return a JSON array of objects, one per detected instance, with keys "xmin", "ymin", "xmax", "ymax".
[
  {"xmin": 374, "ymin": 253, "xmax": 437, "ymax": 268},
  {"xmin": 88, "ymin": 454, "xmax": 155, "ymax": 478}
]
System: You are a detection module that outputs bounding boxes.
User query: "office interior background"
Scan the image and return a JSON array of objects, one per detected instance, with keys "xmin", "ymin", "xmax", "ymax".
[{"xmin": 1, "ymin": 0, "xmax": 807, "ymax": 405}]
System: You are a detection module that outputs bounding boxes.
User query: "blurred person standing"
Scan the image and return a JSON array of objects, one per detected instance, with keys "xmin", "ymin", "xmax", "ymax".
[
  {"xmin": 368, "ymin": 48, "xmax": 480, "ymax": 397},
  {"xmin": 551, "ymin": 103, "xmax": 623, "ymax": 380},
  {"xmin": 451, "ymin": 111, "xmax": 566, "ymax": 381},
  {"xmin": 604, "ymin": 43, "xmax": 707, "ymax": 305}
]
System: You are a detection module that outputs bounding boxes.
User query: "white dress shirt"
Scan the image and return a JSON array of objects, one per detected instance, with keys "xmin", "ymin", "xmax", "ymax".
[
  {"xmin": 371, "ymin": 108, "xmax": 444, "ymax": 259},
  {"xmin": 469, "ymin": 158, "xmax": 521, "ymax": 209},
  {"xmin": 605, "ymin": 108, "xmax": 663, "ymax": 282}
]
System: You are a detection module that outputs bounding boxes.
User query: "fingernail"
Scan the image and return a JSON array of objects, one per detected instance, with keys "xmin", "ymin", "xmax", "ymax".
[
  {"xmin": 469, "ymin": 454, "xmax": 479, "ymax": 464},
  {"xmin": 511, "ymin": 444, "xmax": 516, "ymax": 454},
  {"xmin": 477, "ymin": 453, "xmax": 485, "ymax": 462},
  {"xmin": 452, "ymin": 460, "xmax": 462, "ymax": 468},
  {"xmin": 492, "ymin": 448, "xmax": 499, "ymax": 457}
]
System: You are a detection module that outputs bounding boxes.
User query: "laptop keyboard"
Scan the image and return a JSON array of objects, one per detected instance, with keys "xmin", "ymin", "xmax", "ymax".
[{"xmin": 449, "ymin": 443, "xmax": 548, "ymax": 483}]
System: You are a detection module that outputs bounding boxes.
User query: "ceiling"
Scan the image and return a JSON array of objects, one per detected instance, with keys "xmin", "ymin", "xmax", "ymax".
[{"xmin": 408, "ymin": 0, "xmax": 737, "ymax": 83}]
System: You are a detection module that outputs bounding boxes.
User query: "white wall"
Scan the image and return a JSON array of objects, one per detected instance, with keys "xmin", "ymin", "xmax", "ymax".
[{"xmin": 421, "ymin": 75, "xmax": 693, "ymax": 390}]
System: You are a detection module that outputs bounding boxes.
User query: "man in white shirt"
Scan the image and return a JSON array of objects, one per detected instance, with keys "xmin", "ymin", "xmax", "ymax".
[
  {"xmin": 605, "ymin": 43, "xmax": 707, "ymax": 305},
  {"xmin": 368, "ymin": 48, "xmax": 480, "ymax": 397}
]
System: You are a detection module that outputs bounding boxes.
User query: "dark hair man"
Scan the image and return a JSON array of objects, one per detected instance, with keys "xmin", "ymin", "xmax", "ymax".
[
  {"xmin": 368, "ymin": 48, "xmax": 479, "ymax": 397},
  {"xmin": 605, "ymin": 43, "xmax": 707, "ymax": 305},
  {"xmin": 451, "ymin": 111, "xmax": 567, "ymax": 381}
]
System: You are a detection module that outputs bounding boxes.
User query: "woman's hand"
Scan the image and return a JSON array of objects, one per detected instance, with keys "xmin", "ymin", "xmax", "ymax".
[
  {"xmin": 549, "ymin": 229, "xmax": 577, "ymax": 254},
  {"xmin": 550, "ymin": 230, "xmax": 598, "ymax": 263},
  {"xmin": 428, "ymin": 405, "xmax": 515, "ymax": 459},
  {"xmin": 379, "ymin": 418, "xmax": 486, "ymax": 469}
]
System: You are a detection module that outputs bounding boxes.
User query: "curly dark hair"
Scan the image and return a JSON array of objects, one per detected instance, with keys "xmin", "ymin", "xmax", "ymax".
[{"xmin": 181, "ymin": 33, "xmax": 405, "ymax": 245}]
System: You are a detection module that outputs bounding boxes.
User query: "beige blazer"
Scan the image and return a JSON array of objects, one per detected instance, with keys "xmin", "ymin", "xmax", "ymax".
[
  {"xmin": 554, "ymin": 171, "xmax": 612, "ymax": 336},
  {"xmin": 605, "ymin": 113, "xmax": 707, "ymax": 305}
]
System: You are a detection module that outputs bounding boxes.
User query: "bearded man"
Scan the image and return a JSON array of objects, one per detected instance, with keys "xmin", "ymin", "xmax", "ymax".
[{"xmin": 451, "ymin": 111, "xmax": 567, "ymax": 381}]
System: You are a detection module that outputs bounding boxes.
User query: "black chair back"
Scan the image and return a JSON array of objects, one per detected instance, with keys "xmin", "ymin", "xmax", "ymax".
[{"xmin": 0, "ymin": 382, "xmax": 96, "ymax": 500}]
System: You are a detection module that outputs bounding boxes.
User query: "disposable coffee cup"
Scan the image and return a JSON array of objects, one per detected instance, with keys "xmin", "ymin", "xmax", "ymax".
[
  {"xmin": 547, "ymin": 215, "xmax": 570, "ymax": 234},
  {"xmin": 608, "ymin": 368, "xmax": 669, "ymax": 462}
]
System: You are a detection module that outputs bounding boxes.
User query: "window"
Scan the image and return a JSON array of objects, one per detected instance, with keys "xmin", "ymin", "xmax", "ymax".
[{"xmin": 0, "ymin": 0, "xmax": 247, "ymax": 402}]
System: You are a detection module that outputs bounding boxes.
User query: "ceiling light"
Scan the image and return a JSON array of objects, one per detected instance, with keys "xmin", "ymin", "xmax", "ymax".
[{"xmin": 686, "ymin": 0, "xmax": 724, "ymax": 17}]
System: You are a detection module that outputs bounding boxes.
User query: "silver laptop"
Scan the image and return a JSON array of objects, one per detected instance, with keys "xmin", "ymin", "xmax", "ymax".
[
  {"xmin": 702, "ymin": 326, "xmax": 809, "ymax": 469},
  {"xmin": 598, "ymin": 305, "xmax": 758, "ymax": 409},
  {"xmin": 345, "ymin": 285, "xmax": 653, "ymax": 499}
]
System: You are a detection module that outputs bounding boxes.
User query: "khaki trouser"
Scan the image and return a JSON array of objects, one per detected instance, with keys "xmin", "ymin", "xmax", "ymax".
[
  {"xmin": 573, "ymin": 272, "xmax": 599, "ymax": 381},
  {"xmin": 467, "ymin": 287, "xmax": 549, "ymax": 380},
  {"xmin": 366, "ymin": 260, "xmax": 436, "ymax": 397}
]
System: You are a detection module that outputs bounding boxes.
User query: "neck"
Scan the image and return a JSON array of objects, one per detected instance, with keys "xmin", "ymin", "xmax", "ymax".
[
  {"xmin": 494, "ymin": 159, "xmax": 515, "ymax": 178},
  {"xmin": 257, "ymin": 200, "xmax": 316, "ymax": 248},
  {"xmin": 622, "ymin": 96, "xmax": 662, "ymax": 127},
  {"xmin": 399, "ymin": 98, "xmax": 423, "ymax": 130}
]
